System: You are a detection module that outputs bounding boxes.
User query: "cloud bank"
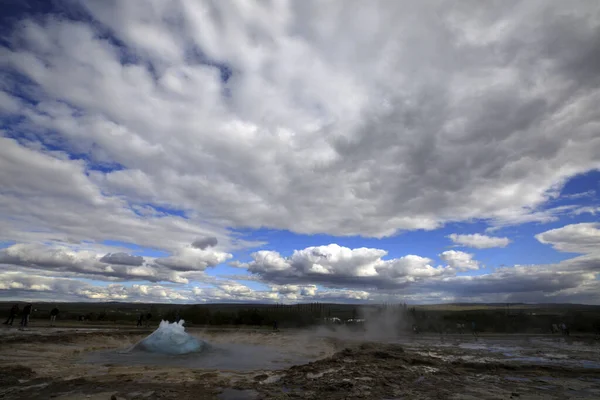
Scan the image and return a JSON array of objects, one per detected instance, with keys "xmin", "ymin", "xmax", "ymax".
[
  {"xmin": 1, "ymin": 1, "xmax": 599, "ymax": 304},
  {"xmin": 2, "ymin": 1, "xmax": 599, "ymax": 241}
]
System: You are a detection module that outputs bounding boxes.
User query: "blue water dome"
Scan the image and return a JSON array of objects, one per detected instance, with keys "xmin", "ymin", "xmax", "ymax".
[{"xmin": 133, "ymin": 320, "xmax": 206, "ymax": 355}]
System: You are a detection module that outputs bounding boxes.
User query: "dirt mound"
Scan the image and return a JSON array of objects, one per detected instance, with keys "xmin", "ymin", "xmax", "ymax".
[{"xmin": 254, "ymin": 343, "xmax": 449, "ymax": 399}]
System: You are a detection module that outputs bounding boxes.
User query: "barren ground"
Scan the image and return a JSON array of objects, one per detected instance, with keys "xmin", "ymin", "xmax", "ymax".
[{"xmin": 1, "ymin": 324, "xmax": 599, "ymax": 399}]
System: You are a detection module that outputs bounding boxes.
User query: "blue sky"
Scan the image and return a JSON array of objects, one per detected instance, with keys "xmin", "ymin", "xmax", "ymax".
[{"xmin": 1, "ymin": 1, "xmax": 599, "ymax": 304}]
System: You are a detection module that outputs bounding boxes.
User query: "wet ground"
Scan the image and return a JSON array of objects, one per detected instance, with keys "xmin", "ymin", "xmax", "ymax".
[
  {"xmin": 400, "ymin": 334, "xmax": 600, "ymax": 370},
  {"xmin": 1, "ymin": 325, "xmax": 599, "ymax": 399},
  {"xmin": 84, "ymin": 337, "xmax": 326, "ymax": 371}
]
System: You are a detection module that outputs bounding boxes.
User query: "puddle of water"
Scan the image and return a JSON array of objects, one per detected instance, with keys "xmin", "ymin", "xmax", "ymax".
[
  {"xmin": 579, "ymin": 360, "xmax": 600, "ymax": 369},
  {"xmin": 82, "ymin": 342, "xmax": 318, "ymax": 371},
  {"xmin": 535, "ymin": 376, "xmax": 555, "ymax": 382},
  {"xmin": 459, "ymin": 343, "xmax": 525, "ymax": 355},
  {"xmin": 408, "ymin": 337, "xmax": 600, "ymax": 370},
  {"xmin": 217, "ymin": 388, "xmax": 259, "ymax": 400},
  {"xmin": 457, "ymin": 343, "xmax": 486, "ymax": 350},
  {"xmin": 506, "ymin": 356, "xmax": 600, "ymax": 369}
]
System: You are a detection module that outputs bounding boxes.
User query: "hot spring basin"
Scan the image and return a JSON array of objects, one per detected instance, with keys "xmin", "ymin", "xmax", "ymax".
[{"xmin": 81, "ymin": 321, "xmax": 320, "ymax": 371}]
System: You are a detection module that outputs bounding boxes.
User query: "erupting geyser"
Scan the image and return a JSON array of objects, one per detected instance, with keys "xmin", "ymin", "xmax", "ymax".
[{"xmin": 132, "ymin": 320, "xmax": 206, "ymax": 355}]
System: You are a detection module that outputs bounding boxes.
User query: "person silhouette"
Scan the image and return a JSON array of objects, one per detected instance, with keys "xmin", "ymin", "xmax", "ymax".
[
  {"xmin": 3, "ymin": 304, "xmax": 19, "ymax": 326},
  {"xmin": 50, "ymin": 307, "xmax": 59, "ymax": 326},
  {"xmin": 20, "ymin": 303, "xmax": 32, "ymax": 328}
]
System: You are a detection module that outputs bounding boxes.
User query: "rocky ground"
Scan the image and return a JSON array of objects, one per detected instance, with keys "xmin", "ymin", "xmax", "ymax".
[
  {"xmin": 1, "ymin": 326, "xmax": 599, "ymax": 399},
  {"xmin": 253, "ymin": 341, "xmax": 600, "ymax": 399}
]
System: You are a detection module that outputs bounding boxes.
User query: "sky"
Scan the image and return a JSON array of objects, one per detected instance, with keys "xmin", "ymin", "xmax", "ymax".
[{"xmin": 0, "ymin": 0, "xmax": 599, "ymax": 305}]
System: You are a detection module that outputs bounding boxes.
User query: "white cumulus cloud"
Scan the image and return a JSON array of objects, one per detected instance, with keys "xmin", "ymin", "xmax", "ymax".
[
  {"xmin": 448, "ymin": 233, "xmax": 511, "ymax": 249},
  {"xmin": 535, "ymin": 223, "xmax": 600, "ymax": 254},
  {"xmin": 238, "ymin": 244, "xmax": 454, "ymax": 289},
  {"xmin": 440, "ymin": 250, "xmax": 480, "ymax": 272}
]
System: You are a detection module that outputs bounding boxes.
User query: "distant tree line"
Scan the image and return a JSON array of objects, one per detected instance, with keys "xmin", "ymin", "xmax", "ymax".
[
  {"xmin": 9, "ymin": 302, "xmax": 600, "ymax": 333},
  {"xmin": 163, "ymin": 303, "xmax": 600, "ymax": 334},
  {"xmin": 171, "ymin": 303, "xmax": 351, "ymax": 328}
]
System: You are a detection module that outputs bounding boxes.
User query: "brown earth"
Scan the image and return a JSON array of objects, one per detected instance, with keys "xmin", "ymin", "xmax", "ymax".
[{"xmin": 1, "ymin": 326, "xmax": 599, "ymax": 400}]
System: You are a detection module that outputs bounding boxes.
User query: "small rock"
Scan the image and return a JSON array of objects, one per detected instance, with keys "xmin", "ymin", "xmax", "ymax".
[
  {"xmin": 111, "ymin": 396, "xmax": 117, "ymax": 400},
  {"xmin": 511, "ymin": 393, "xmax": 520, "ymax": 397},
  {"xmin": 254, "ymin": 374, "xmax": 269, "ymax": 382}
]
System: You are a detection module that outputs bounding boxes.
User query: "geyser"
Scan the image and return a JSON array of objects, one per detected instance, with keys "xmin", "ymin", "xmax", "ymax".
[{"xmin": 132, "ymin": 320, "xmax": 205, "ymax": 355}]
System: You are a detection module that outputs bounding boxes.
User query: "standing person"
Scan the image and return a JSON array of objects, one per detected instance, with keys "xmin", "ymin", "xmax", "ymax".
[
  {"xmin": 136, "ymin": 313, "xmax": 144, "ymax": 327},
  {"xmin": 3, "ymin": 304, "xmax": 19, "ymax": 326},
  {"xmin": 471, "ymin": 321, "xmax": 479, "ymax": 338},
  {"xmin": 50, "ymin": 307, "xmax": 59, "ymax": 327},
  {"xmin": 20, "ymin": 303, "xmax": 32, "ymax": 328}
]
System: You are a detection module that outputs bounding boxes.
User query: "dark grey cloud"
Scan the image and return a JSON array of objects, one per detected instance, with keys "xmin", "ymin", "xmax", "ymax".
[
  {"xmin": 0, "ymin": 243, "xmax": 183, "ymax": 283},
  {"xmin": 99, "ymin": 252, "xmax": 144, "ymax": 266},
  {"xmin": 423, "ymin": 267, "xmax": 588, "ymax": 297},
  {"xmin": 191, "ymin": 236, "xmax": 218, "ymax": 250},
  {"xmin": 565, "ymin": 254, "xmax": 600, "ymax": 273}
]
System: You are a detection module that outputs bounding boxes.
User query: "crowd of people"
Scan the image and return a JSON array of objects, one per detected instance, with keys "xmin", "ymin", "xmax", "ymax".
[
  {"xmin": 136, "ymin": 312, "xmax": 153, "ymax": 327},
  {"xmin": 551, "ymin": 322, "xmax": 570, "ymax": 336},
  {"xmin": 3, "ymin": 304, "xmax": 158, "ymax": 329},
  {"xmin": 2, "ymin": 303, "xmax": 42, "ymax": 328}
]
